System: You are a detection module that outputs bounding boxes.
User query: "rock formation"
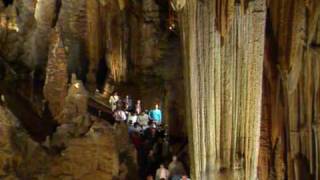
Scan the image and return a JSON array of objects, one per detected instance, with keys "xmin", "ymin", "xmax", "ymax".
[
  {"xmin": 0, "ymin": 0, "xmax": 319, "ymax": 179},
  {"xmin": 177, "ymin": 0, "xmax": 265, "ymax": 179},
  {"xmin": 0, "ymin": 106, "xmax": 48, "ymax": 179},
  {"xmin": 174, "ymin": 0, "xmax": 320, "ymax": 179},
  {"xmin": 0, "ymin": 77, "xmax": 137, "ymax": 179},
  {"xmin": 260, "ymin": 0, "xmax": 320, "ymax": 179},
  {"xmin": 43, "ymin": 28, "xmax": 68, "ymax": 119}
]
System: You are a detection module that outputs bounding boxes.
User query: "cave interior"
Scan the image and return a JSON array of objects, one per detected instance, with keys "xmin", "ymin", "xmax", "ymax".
[{"xmin": 0, "ymin": 0, "xmax": 319, "ymax": 180}]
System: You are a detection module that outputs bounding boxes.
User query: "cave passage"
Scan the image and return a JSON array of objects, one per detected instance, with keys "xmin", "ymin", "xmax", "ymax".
[{"xmin": 0, "ymin": 0, "xmax": 319, "ymax": 179}]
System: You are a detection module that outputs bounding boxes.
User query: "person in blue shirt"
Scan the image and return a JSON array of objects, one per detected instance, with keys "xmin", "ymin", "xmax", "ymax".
[{"xmin": 148, "ymin": 104, "xmax": 162, "ymax": 124}]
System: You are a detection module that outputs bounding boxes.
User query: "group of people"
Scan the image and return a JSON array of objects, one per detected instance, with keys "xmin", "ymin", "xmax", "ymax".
[
  {"xmin": 108, "ymin": 92, "xmax": 190, "ymax": 180},
  {"xmin": 109, "ymin": 92, "xmax": 163, "ymax": 126}
]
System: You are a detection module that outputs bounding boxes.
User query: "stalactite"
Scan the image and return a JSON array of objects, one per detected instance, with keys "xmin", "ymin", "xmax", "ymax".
[
  {"xmin": 178, "ymin": 0, "xmax": 266, "ymax": 179},
  {"xmin": 106, "ymin": 11, "xmax": 127, "ymax": 83},
  {"xmin": 58, "ymin": 0, "xmax": 87, "ymax": 80},
  {"xmin": 33, "ymin": 0, "xmax": 57, "ymax": 67},
  {"xmin": 103, "ymin": 0, "xmax": 127, "ymax": 95},
  {"xmin": 86, "ymin": 0, "xmax": 102, "ymax": 91}
]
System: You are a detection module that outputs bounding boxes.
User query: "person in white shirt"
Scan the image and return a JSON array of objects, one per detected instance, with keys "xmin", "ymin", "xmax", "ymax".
[
  {"xmin": 137, "ymin": 110, "xmax": 149, "ymax": 129},
  {"xmin": 109, "ymin": 92, "xmax": 119, "ymax": 111},
  {"xmin": 155, "ymin": 164, "xmax": 169, "ymax": 180},
  {"xmin": 135, "ymin": 99, "xmax": 142, "ymax": 114},
  {"xmin": 113, "ymin": 107, "xmax": 126, "ymax": 122}
]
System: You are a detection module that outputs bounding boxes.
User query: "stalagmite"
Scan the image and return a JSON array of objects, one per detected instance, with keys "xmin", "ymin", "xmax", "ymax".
[
  {"xmin": 178, "ymin": 0, "xmax": 266, "ymax": 179},
  {"xmin": 43, "ymin": 28, "xmax": 68, "ymax": 120}
]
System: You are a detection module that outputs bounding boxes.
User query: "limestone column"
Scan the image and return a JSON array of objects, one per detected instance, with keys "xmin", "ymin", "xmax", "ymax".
[{"xmin": 177, "ymin": 0, "xmax": 266, "ymax": 179}]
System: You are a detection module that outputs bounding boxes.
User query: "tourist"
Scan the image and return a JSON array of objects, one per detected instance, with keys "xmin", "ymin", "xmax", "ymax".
[
  {"xmin": 128, "ymin": 120, "xmax": 135, "ymax": 134},
  {"xmin": 155, "ymin": 164, "xmax": 169, "ymax": 180},
  {"xmin": 138, "ymin": 110, "xmax": 150, "ymax": 129},
  {"xmin": 180, "ymin": 175, "xmax": 190, "ymax": 180},
  {"xmin": 161, "ymin": 137, "xmax": 171, "ymax": 160},
  {"xmin": 123, "ymin": 95, "xmax": 133, "ymax": 111},
  {"xmin": 135, "ymin": 99, "xmax": 142, "ymax": 114},
  {"xmin": 130, "ymin": 130, "xmax": 143, "ymax": 149},
  {"xmin": 144, "ymin": 122, "xmax": 158, "ymax": 145},
  {"xmin": 134, "ymin": 122, "xmax": 143, "ymax": 133},
  {"xmin": 168, "ymin": 155, "xmax": 186, "ymax": 180},
  {"xmin": 109, "ymin": 92, "xmax": 120, "ymax": 111},
  {"xmin": 149, "ymin": 104, "xmax": 162, "ymax": 125},
  {"xmin": 146, "ymin": 150, "xmax": 158, "ymax": 177},
  {"xmin": 128, "ymin": 112, "xmax": 138, "ymax": 124},
  {"xmin": 113, "ymin": 107, "xmax": 127, "ymax": 122}
]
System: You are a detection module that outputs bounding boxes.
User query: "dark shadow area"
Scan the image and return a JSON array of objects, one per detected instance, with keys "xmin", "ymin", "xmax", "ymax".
[
  {"xmin": 67, "ymin": 41, "xmax": 88, "ymax": 83},
  {"xmin": 95, "ymin": 58, "xmax": 108, "ymax": 91},
  {"xmin": 2, "ymin": 0, "xmax": 13, "ymax": 7},
  {"xmin": 0, "ymin": 80, "xmax": 58, "ymax": 142}
]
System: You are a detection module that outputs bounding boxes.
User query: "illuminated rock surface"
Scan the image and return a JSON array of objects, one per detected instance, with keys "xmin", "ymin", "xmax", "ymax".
[{"xmin": 0, "ymin": 0, "xmax": 319, "ymax": 179}]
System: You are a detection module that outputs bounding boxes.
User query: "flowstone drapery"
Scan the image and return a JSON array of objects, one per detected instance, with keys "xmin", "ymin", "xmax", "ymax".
[{"xmin": 178, "ymin": 0, "xmax": 266, "ymax": 179}]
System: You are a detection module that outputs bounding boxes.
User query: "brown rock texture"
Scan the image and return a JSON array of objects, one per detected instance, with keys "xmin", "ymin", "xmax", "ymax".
[
  {"xmin": 47, "ymin": 121, "xmax": 120, "ymax": 180},
  {"xmin": 43, "ymin": 28, "xmax": 68, "ymax": 119},
  {"xmin": 260, "ymin": 0, "xmax": 320, "ymax": 179},
  {"xmin": 0, "ymin": 106, "xmax": 49, "ymax": 179},
  {"xmin": 0, "ymin": 80, "xmax": 137, "ymax": 179}
]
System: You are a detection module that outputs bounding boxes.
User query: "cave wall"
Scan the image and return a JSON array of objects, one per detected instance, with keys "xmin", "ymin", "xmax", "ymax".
[{"xmin": 260, "ymin": 0, "xmax": 320, "ymax": 179}]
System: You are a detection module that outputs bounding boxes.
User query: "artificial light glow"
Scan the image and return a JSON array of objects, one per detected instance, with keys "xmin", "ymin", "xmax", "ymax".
[
  {"xmin": 0, "ymin": 20, "xmax": 20, "ymax": 32},
  {"xmin": 74, "ymin": 83, "xmax": 80, "ymax": 89}
]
